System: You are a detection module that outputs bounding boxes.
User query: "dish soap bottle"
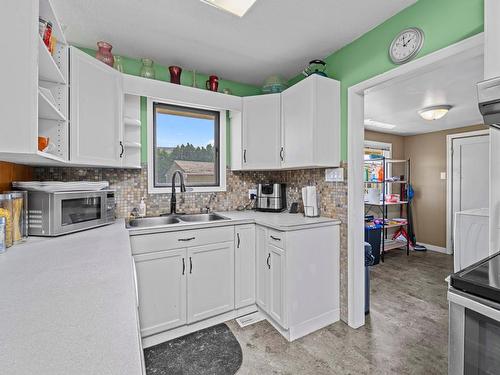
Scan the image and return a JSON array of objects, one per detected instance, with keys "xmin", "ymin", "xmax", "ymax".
[{"xmin": 139, "ymin": 197, "xmax": 147, "ymax": 218}]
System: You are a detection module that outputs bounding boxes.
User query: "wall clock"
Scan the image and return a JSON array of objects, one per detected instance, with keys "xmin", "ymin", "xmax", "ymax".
[{"xmin": 389, "ymin": 27, "xmax": 424, "ymax": 65}]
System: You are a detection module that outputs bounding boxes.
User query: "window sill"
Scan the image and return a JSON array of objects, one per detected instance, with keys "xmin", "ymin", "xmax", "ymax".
[{"xmin": 147, "ymin": 185, "xmax": 227, "ymax": 194}]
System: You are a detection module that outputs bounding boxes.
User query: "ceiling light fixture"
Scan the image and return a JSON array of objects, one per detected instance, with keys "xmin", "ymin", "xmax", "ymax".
[
  {"xmin": 364, "ymin": 119, "xmax": 396, "ymax": 130},
  {"xmin": 418, "ymin": 105, "xmax": 452, "ymax": 121},
  {"xmin": 199, "ymin": 0, "xmax": 257, "ymax": 17}
]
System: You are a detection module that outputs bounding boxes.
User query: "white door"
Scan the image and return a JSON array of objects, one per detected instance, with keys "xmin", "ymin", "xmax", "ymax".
[
  {"xmin": 452, "ymin": 134, "xmax": 490, "ymax": 247},
  {"xmin": 235, "ymin": 225, "xmax": 256, "ymax": 308},
  {"xmin": 242, "ymin": 94, "xmax": 281, "ymax": 169},
  {"xmin": 255, "ymin": 226, "xmax": 269, "ymax": 312},
  {"xmin": 187, "ymin": 242, "xmax": 235, "ymax": 323},
  {"xmin": 134, "ymin": 249, "xmax": 187, "ymax": 337},
  {"xmin": 70, "ymin": 47, "xmax": 123, "ymax": 166},
  {"xmin": 268, "ymin": 244, "xmax": 286, "ymax": 327}
]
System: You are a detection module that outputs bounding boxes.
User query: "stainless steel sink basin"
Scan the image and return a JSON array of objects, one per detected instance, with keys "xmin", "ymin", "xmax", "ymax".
[
  {"xmin": 177, "ymin": 213, "xmax": 229, "ymax": 222},
  {"xmin": 127, "ymin": 215, "xmax": 181, "ymax": 228},
  {"xmin": 127, "ymin": 213, "xmax": 229, "ymax": 228}
]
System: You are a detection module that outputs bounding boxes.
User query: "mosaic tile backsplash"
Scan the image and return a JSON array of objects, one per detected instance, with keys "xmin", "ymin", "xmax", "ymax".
[{"xmin": 33, "ymin": 163, "xmax": 349, "ymax": 321}]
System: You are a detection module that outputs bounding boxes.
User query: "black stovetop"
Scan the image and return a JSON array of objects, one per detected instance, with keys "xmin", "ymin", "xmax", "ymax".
[{"xmin": 450, "ymin": 251, "xmax": 500, "ymax": 304}]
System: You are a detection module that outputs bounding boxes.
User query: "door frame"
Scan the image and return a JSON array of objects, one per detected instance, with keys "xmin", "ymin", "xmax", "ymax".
[
  {"xmin": 446, "ymin": 129, "xmax": 490, "ymax": 255},
  {"xmin": 347, "ymin": 33, "xmax": 484, "ymax": 328}
]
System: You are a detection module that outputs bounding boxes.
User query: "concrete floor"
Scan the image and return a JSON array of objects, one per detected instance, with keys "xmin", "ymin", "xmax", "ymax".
[{"xmin": 228, "ymin": 250, "xmax": 453, "ymax": 375}]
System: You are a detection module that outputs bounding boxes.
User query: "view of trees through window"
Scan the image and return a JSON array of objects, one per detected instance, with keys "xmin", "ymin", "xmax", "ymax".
[{"xmin": 153, "ymin": 104, "xmax": 219, "ymax": 187}]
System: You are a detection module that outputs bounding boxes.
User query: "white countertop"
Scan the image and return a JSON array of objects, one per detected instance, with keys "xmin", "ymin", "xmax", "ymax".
[
  {"xmin": 127, "ymin": 210, "xmax": 341, "ymax": 236},
  {"xmin": 0, "ymin": 220, "xmax": 143, "ymax": 375}
]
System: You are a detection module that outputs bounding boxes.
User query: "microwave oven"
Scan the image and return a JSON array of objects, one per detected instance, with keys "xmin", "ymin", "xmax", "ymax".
[{"xmin": 27, "ymin": 190, "xmax": 116, "ymax": 236}]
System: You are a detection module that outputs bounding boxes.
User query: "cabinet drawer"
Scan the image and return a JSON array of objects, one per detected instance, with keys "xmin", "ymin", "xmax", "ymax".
[
  {"xmin": 130, "ymin": 226, "xmax": 234, "ymax": 255},
  {"xmin": 267, "ymin": 229, "xmax": 284, "ymax": 249}
]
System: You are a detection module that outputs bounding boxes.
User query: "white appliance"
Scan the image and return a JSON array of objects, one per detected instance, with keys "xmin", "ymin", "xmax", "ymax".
[{"xmin": 454, "ymin": 208, "xmax": 490, "ymax": 272}]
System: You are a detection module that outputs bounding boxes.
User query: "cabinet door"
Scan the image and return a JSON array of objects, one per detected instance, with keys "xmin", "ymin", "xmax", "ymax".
[
  {"xmin": 281, "ymin": 78, "xmax": 314, "ymax": 168},
  {"xmin": 187, "ymin": 242, "xmax": 235, "ymax": 323},
  {"xmin": 235, "ymin": 225, "xmax": 256, "ymax": 308},
  {"xmin": 70, "ymin": 47, "xmax": 123, "ymax": 166},
  {"xmin": 134, "ymin": 249, "xmax": 187, "ymax": 337},
  {"xmin": 256, "ymin": 226, "xmax": 269, "ymax": 312},
  {"xmin": 269, "ymin": 244, "xmax": 286, "ymax": 327},
  {"xmin": 242, "ymin": 94, "xmax": 281, "ymax": 169}
]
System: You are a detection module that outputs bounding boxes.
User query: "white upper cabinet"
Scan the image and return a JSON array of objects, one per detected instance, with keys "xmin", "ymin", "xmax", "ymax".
[
  {"xmin": 242, "ymin": 94, "xmax": 282, "ymax": 170},
  {"xmin": 231, "ymin": 74, "xmax": 340, "ymax": 171},
  {"xmin": 70, "ymin": 47, "xmax": 123, "ymax": 166},
  {"xmin": 281, "ymin": 75, "xmax": 340, "ymax": 169}
]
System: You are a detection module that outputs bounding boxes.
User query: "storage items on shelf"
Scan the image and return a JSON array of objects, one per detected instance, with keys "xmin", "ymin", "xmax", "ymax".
[
  {"xmin": 140, "ymin": 58, "xmax": 156, "ymax": 79},
  {"xmin": 0, "ymin": 217, "xmax": 6, "ymax": 254},
  {"xmin": 206, "ymin": 75, "xmax": 219, "ymax": 91},
  {"xmin": 364, "ymin": 157, "xmax": 411, "ymax": 262},
  {"xmin": 261, "ymin": 75, "xmax": 288, "ymax": 93},
  {"xmin": 95, "ymin": 41, "xmax": 115, "ymax": 67}
]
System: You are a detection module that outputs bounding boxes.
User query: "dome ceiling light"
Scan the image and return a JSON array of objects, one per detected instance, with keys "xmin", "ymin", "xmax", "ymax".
[{"xmin": 418, "ymin": 105, "xmax": 452, "ymax": 121}]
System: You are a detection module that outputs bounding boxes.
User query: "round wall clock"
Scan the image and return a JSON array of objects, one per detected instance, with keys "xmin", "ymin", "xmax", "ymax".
[{"xmin": 389, "ymin": 27, "xmax": 424, "ymax": 65}]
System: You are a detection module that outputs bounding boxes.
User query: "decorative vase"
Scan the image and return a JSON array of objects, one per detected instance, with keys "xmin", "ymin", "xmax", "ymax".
[
  {"xmin": 169, "ymin": 66, "xmax": 182, "ymax": 84},
  {"xmin": 206, "ymin": 75, "xmax": 219, "ymax": 92},
  {"xmin": 95, "ymin": 41, "xmax": 114, "ymax": 67},
  {"xmin": 140, "ymin": 58, "xmax": 155, "ymax": 79},
  {"xmin": 192, "ymin": 69, "xmax": 197, "ymax": 88},
  {"xmin": 113, "ymin": 55, "xmax": 124, "ymax": 73}
]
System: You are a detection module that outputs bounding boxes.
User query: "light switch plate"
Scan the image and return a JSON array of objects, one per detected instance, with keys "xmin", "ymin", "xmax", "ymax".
[
  {"xmin": 440, "ymin": 172, "xmax": 447, "ymax": 180},
  {"xmin": 325, "ymin": 168, "xmax": 344, "ymax": 182}
]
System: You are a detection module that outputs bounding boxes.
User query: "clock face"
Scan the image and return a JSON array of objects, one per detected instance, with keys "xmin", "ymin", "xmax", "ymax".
[{"xmin": 389, "ymin": 28, "xmax": 424, "ymax": 64}]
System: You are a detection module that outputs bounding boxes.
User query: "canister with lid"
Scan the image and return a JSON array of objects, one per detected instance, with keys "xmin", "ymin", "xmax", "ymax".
[
  {"xmin": 4, "ymin": 191, "xmax": 28, "ymax": 241},
  {"xmin": 0, "ymin": 194, "xmax": 13, "ymax": 247}
]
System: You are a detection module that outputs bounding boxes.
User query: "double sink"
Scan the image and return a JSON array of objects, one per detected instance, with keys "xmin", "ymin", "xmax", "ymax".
[{"xmin": 127, "ymin": 213, "xmax": 229, "ymax": 229}]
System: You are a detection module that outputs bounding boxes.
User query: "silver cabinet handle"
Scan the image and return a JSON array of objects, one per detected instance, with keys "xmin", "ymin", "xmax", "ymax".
[
  {"xmin": 182, "ymin": 258, "xmax": 185, "ymax": 275},
  {"xmin": 178, "ymin": 237, "xmax": 195, "ymax": 242},
  {"xmin": 237, "ymin": 233, "xmax": 240, "ymax": 248},
  {"xmin": 189, "ymin": 257, "xmax": 193, "ymax": 274},
  {"xmin": 267, "ymin": 253, "xmax": 271, "ymax": 269},
  {"xmin": 270, "ymin": 235, "xmax": 281, "ymax": 241}
]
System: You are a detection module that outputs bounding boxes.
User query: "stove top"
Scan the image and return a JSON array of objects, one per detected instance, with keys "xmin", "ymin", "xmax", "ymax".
[{"xmin": 450, "ymin": 251, "xmax": 500, "ymax": 304}]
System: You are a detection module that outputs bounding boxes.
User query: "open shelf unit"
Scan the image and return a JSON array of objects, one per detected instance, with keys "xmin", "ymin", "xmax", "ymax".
[
  {"xmin": 364, "ymin": 157, "xmax": 411, "ymax": 262},
  {"xmin": 37, "ymin": 0, "xmax": 69, "ymax": 162},
  {"xmin": 122, "ymin": 94, "xmax": 142, "ymax": 168}
]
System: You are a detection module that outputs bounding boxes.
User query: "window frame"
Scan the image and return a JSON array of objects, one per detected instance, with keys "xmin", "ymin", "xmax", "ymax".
[{"xmin": 147, "ymin": 98, "xmax": 227, "ymax": 194}]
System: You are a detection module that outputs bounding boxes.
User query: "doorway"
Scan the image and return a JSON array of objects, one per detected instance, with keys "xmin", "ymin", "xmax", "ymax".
[
  {"xmin": 447, "ymin": 131, "xmax": 490, "ymax": 254},
  {"xmin": 347, "ymin": 34, "xmax": 484, "ymax": 328}
]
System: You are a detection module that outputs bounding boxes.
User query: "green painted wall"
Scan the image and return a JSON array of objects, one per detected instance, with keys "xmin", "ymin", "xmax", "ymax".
[
  {"xmin": 79, "ymin": 47, "xmax": 260, "ymax": 163},
  {"xmin": 288, "ymin": 0, "xmax": 484, "ymax": 161}
]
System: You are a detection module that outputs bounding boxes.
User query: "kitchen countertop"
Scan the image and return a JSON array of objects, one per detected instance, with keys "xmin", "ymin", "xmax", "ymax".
[
  {"xmin": 127, "ymin": 210, "xmax": 341, "ymax": 235},
  {"xmin": 0, "ymin": 220, "xmax": 143, "ymax": 375}
]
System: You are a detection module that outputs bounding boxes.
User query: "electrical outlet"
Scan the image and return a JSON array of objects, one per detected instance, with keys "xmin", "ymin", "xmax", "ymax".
[
  {"xmin": 325, "ymin": 168, "xmax": 344, "ymax": 182},
  {"xmin": 248, "ymin": 189, "xmax": 257, "ymax": 199}
]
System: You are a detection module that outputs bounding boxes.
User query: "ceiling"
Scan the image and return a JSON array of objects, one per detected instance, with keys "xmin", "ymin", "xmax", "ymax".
[
  {"xmin": 364, "ymin": 54, "xmax": 484, "ymax": 135},
  {"xmin": 52, "ymin": 0, "xmax": 416, "ymax": 86}
]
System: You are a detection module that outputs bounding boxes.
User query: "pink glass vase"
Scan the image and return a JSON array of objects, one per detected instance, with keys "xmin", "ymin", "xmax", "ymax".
[{"xmin": 96, "ymin": 41, "xmax": 114, "ymax": 67}]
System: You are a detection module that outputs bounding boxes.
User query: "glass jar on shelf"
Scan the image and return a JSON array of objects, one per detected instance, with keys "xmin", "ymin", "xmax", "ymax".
[
  {"xmin": 113, "ymin": 55, "xmax": 124, "ymax": 73},
  {"xmin": 140, "ymin": 58, "xmax": 155, "ymax": 79},
  {"xmin": 0, "ymin": 194, "xmax": 14, "ymax": 248}
]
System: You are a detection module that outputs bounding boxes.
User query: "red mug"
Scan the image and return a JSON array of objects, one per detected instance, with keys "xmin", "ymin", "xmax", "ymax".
[{"xmin": 206, "ymin": 75, "xmax": 219, "ymax": 92}]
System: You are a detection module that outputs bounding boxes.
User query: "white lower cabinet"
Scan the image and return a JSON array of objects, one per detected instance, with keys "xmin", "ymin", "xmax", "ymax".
[
  {"xmin": 134, "ymin": 249, "xmax": 187, "ymax": 337},
  {"xmin": 235, "ymin": 225, "xmax": 256, "ymax": 308},
  {"xmin": 187, "ymin": 242, "xmax": 235, "ymax": 323},
  {"xmin": 131, "ymin": 226, "xmax": 246, "ymax": 345},
  {"xmin": 256, "ymin": 224, "xmax": 340, "ymax": 341}
]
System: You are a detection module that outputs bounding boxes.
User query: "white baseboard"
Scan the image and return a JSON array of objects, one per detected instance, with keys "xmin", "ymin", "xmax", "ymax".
[{"xmin": 418, "ymin": 242, "xmax": 449, "ymax": 254}]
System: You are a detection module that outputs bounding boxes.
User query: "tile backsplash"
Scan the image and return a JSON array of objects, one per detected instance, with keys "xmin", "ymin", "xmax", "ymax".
[{"xmin": 34, "ymin": 163, "xmax": 349, "ymax": 321}]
